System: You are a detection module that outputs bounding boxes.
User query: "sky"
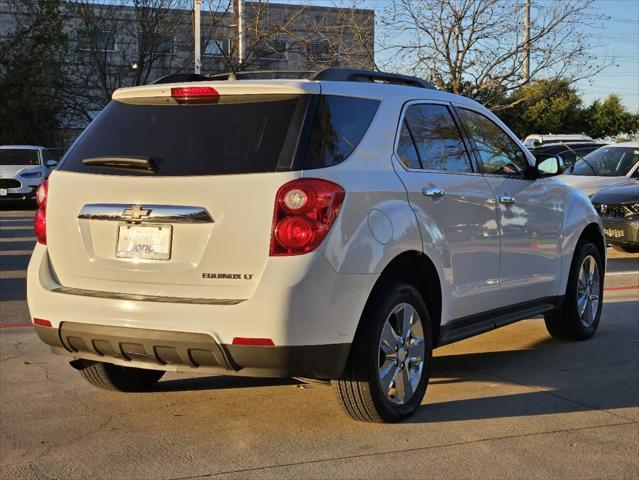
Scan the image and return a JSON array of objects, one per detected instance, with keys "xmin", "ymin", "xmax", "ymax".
[{"xmin": 276, "ymin": 0, "xmax": 639, "ymax": 112}]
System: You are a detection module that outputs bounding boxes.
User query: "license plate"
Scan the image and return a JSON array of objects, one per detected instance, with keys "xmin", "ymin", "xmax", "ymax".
[
  {"xmin": 604, "ymin": 228, "xmax": 624, "ymax": 239},
  {"xmin": 116, "ymin": 224, "xmax": 172, "ymax": 260},
  {"xmin": 0, "ymin": 189, "xmax": 7, "ymax": 196}
]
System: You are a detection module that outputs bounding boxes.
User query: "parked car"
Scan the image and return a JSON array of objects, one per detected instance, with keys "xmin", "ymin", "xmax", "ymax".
[
  {"xmin": 526, "ymin": 141, "xmax": 607, "ymax": 171},
  {"xmin": 560, "ymin": 142, "xmax": 639, "ymax": 196},
  {"xmin": 591, "ymin": 183, "xmax": 639, "ymax": 253},
  {"xmin": 0, "ymin": 145, "xmax": 58, "ymax": 202},
  {"xmin": 27, "ymin": 68, "xmax": 606, "ymax": 423},
  {"xmin": 523, "ymin": 134, "xmax": 594, "ymax": 148}
]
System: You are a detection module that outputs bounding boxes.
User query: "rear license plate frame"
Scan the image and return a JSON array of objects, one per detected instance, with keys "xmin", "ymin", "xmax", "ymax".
[{"xmin": 116, "ymin": 223, "xmax": 173, "ymax": 260}]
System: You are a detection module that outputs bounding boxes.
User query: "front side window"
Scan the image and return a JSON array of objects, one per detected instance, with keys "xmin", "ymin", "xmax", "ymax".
[
  {"xmin": 570, "ymin": 147, "xmax": 639, "ymax": 177},
  {"xmin": 401, "ymin": 104, "xmax": 472, "ymax": 173},
  {"xmin": 458, "ymin": 109, "xmax": 529, "ymax": 177}
]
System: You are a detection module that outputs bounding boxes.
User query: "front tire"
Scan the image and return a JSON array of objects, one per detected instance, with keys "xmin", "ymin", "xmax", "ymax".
[
  {"xmin": 78, "ymin": 362, "xmax": 165, "ymax": 392},
  {"xmin": 545, "ymin": 239, "xmax": 604, "ymax": 340},
  {"xmin": 334, "ymin": 281, "xmax": 433, "ymax": 422}
]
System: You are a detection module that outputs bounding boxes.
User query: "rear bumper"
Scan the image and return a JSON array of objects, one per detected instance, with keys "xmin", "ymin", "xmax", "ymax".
[
  {"xmin": 34, "ymin": 323, "xmax": 350, "ymax": 378},
  {"xmin": 28, "ymin": 244, "xmax": 375, "ymax": 378}
]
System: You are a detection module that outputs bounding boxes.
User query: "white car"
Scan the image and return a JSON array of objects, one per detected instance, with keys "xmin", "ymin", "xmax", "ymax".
[
  {"xmin": 560, "ymin": 142, "xmax": 639, "ymax": 197},
  {"xmin": 0, "ymin": 145, "xmax": 57, "ymax": 202},
  {"xmin": 27, "ymin": 68, "xmax": 606, "ymax": 422}
]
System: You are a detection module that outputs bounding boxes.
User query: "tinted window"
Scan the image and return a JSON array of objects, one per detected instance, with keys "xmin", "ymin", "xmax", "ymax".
[
  {"xmin": 0, "ymin": 149, "xmax": 40, "ymax": 165},
  {"xmin": 397, "ymin": 120, "xmax": 421, "ymax": 169},
  {"xmin": 570, "ymin": 146, "xmax": 639, "ymax": 177},
  {"xmin": 304, "ymin": 96, "xmax": 379, "ymax": 169},
  {"xmin": 60, "ymin": 95, "xmax": 308, "ymax": 176},
  {"xmin": 458, "ymin": 109, "xmax": 529, "ymax": 177},
  {"xmin": 403, "ymin": 104, "xmax": 472, "ymax": 172}
]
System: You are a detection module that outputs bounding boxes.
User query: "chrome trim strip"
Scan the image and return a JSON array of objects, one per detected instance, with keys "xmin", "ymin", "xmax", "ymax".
[
  {"xmin": 78, "ymin": 204, "xmax": 214, "ymax": 224},
  {"xmin": 52, "ymin": 286, "xmax": 244, "ymax": 305}
]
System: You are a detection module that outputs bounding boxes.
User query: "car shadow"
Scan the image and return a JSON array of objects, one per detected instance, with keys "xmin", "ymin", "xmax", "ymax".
[{"xmin": 152, "ymin": 375, "xmax": 300, "ymax": 392}]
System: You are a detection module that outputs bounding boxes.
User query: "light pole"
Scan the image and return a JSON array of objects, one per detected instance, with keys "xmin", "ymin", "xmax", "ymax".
[
  {"xmin": 194, "ymin": 0, "xmax": 202, "ymax": 74},
  {"xmin": 237, "ymin": 0, "xmax": 244, "ymax": 67}
]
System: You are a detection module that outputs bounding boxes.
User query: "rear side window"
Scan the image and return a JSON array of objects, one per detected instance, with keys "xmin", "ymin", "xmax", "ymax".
[
  {"xmin": 397, "ymin": 120, "xmax": 421, "ymax": 169},
  {"xmin": 303, "ymin": 95, "xmax": 379, "ymax": 169},
  {"xmin": 400, "ymin": 104, "xmax": 472, "ymax": 173},
  {"xmin": 59, "ymin": 94, "xmax": 379, "ymax": 176},
  {"xmin": 60, "ymin": 95, "xmax": 306, "ymax": 176}
]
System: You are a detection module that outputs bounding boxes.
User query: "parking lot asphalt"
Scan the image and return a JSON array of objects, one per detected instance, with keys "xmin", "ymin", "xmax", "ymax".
[{"xmin": 1, "ymin": 205, "xmax": 638, "ymax": 479}]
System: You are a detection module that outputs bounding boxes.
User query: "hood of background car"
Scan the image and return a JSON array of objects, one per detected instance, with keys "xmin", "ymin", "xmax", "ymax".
[
  {"xmin": 558, "ymin": 175, "xmax": 631, "ymax": 197},
  {"xmin": 591, "ymin": 182, "xmax": 639, "ymax": 204},
  {"xmin": 0, "ymin": 165, "xmax": 44, "ymax": 178}
]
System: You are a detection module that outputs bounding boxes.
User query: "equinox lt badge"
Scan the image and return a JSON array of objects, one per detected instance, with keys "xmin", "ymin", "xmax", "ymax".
[{"xmin": 202, "ymin": 273, "xmax": 254, "ymax": 280}]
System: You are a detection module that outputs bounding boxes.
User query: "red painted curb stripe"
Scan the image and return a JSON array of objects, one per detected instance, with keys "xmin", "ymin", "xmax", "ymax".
[
  {"xmin": 605, "ymin": 286, "xmax": 639, "ymax": 292},
  {"xmin": 0, "ymin": 323, "xmax": 33, "ymax": 329}
]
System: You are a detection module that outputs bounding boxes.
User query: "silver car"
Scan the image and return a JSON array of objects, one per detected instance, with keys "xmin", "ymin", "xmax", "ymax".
[
  {"xmin": 0, "ymin": 145, "xmax": 58, "ymax": 202},
  {"xmin": 560, "ymin": 142, "xmax": 639, "ymax": 196}
]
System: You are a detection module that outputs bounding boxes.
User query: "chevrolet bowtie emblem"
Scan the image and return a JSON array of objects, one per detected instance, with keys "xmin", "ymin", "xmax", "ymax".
[{"xmin": 122, "ymin": 205, "xmax": 152, "ymax": 220}]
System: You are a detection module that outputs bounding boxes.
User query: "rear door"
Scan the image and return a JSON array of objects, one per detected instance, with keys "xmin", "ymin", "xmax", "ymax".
[
  {"xmin": 392, "ymin": 102, "xmax": 501, "ymax": 320},
  {"xmin": 456, "ymin": 107, "xmax": 563, "ymax": 305},
  {"xmin": 46, "ymin": 87, "xmax": 316, "ymax": 301}
]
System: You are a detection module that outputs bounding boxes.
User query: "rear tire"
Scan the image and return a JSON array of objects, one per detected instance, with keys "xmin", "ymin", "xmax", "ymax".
[
  {"xmin": 334, "ymin": 281, "xmax": 433, "ymax": 423},
  {"xmin": 545, "ymin": 239, "xmax": 604, "ymax": 341},
  {"xmin": 78, "ymin": 362, "xmax": 164, "ymax": 392}
]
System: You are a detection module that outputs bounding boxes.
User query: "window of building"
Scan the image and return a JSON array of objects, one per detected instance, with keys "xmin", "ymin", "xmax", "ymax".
[
  {"xmin": 203, "ymin": 38, "xmax": 229, "ymax": 57},
  {"xmin": 307, "ymin": 41, "xmax": 336, "ymax": 62},
  {"xmin": 400, "ymin": 104, "xmax": 472, "ymax": 173},
  {"xmin": 77, "ymin": 31, "xmax": 116, "ymax": 52},
  {"xmin": 457, "ymin": 108, "xmax": 529, "ymax": 177},
  {"xmin": 154, "ymin": 35, "xmax": 174, "ymax": 56},
  {"xmin": 255, "ymin": 40, "xmax": 287, "ymax": 61}
]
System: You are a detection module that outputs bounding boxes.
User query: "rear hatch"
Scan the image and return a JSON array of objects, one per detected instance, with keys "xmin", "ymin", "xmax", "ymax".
[{"xmin": 46, "ymin": 81, "xmax": 380, "ymax": 300}]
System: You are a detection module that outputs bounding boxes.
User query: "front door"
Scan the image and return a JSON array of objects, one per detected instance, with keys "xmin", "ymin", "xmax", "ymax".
[{"xmin": 456, "ymin": 107, "xmax": 563, "ymax": 305}]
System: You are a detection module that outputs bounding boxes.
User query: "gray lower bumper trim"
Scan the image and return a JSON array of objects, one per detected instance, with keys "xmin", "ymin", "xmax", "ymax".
[{"xmin": 52, "ymin": 286, "xmax": 245, "ymax": 305}]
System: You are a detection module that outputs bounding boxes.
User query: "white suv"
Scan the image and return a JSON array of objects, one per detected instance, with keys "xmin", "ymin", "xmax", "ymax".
[{"xmin": 27, "ymin": 69, "xmax": 606, "ymax": 422}]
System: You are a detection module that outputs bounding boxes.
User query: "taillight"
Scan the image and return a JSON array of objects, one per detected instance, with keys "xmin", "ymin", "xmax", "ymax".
[
  {"xmin": 270, "ymin": 179, "xmax": 345, "ymax": 256},
  {"xmin": 171, "ymin": 86, "xmax": 219, "ymax": 104},
  {"xmin": 34, "ymin": 180, "xmax": 48, "ymax": 245}
]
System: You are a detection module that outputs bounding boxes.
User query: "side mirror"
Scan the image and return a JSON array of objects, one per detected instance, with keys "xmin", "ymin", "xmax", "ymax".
[
  {"xmin": 535, "ymin": 155, "xmax": 563, "ymax": 177},
  {"xmin": 46, "ymin": 160, "xmax": 57, "ymax": 168}
]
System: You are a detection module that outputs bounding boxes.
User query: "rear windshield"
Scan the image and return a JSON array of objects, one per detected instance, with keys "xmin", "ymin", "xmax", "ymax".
[
  {"xmin": 59, "ymin": 94, "xmax": 379, "ymax": 176},
  {"xmin": 0, "ymin": 149, "xmax": 40, "ymax": 166}
]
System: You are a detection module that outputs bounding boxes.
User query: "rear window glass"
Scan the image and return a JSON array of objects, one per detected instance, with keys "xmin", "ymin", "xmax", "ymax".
[
  {"xmin": 59, "ymin": 94, "xmax": 379, "ymax": 176},
  {"xmin": 60, "ymin": 95, "xmax": 306, "ymax": 176},
  {"xmin": 0, "ymin": 149, "xmax": 40, "ymax": 166}
]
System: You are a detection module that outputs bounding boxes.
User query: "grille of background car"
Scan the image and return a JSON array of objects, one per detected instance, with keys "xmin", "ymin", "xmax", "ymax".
[{"xmin": 0, "ymin": 179, "xmax": 21, "ymax": 189}]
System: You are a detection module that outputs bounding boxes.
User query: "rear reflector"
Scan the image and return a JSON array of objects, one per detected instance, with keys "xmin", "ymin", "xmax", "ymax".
[
  {"xmin": 171, "ymin": 86, "xmax": 220, "ymax": 104},
  {"xmin": 232, "ymin": 337, "xmax": 275, "ymax": 347},
  {"xmin": 33, "ymin": 318, "xmax": 52, "ymax": 328}
]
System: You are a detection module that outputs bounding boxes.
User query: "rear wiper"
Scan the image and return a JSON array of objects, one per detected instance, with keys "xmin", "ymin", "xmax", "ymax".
[{"xmin": 82, "ymin": 156, "xmax": 156, "ymax": 173}]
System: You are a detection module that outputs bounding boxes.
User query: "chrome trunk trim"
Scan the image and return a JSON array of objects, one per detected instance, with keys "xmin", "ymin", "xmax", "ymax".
[{"xmin": 78, "ymin": 204, "xmax": 214, "ymax": 224}]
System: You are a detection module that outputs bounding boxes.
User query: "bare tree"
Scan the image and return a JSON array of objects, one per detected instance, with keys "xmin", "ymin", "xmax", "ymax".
[{"xmin": 379, "ymin": 0, "xmax": 610, "ymax": 109}]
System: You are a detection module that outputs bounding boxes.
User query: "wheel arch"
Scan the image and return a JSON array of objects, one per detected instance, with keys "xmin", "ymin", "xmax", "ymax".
[{"xmin": 355, "ymin": 250, "xmax": 443, "ymax": 348}]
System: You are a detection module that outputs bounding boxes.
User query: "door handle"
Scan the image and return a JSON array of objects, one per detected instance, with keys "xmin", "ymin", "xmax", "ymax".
[
  {"xmin": 499, "ymin": 195, "xmax": 515, "ymax": 205},
  {"xmin": 423, "ymin": 187, "xmax": 445, "ymax": 198}
]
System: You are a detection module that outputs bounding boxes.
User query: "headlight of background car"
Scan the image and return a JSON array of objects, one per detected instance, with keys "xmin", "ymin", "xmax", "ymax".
[
  {"xmin": 628, "ymin": 202, "xmax": 639, "ymax": 217},
  {"xmin": 20, "ymin": 171, "xmax": 42, "ymax": 178}
]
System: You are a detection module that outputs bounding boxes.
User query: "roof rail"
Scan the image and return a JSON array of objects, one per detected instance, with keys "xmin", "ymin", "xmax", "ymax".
[
  {"xmin": 310, "ymin": 68, "xmax": 435, "ymax": 89},
  {"xmin": 209, "ymin": 70, "xmax": 314, "ymax": 80},
  {"xmin": 151, "ymin": 68, "xmax": 435, "ymax": 89}
]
